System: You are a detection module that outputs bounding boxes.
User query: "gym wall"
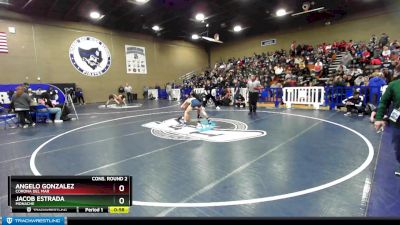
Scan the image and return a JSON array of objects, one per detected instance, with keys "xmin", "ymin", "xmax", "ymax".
[
  {"xmin": 0, "ymin": 10, "xmax": 208, "ymax": 103},
  {"xmin": 210, "ymin": 6, "xmax": 400, "ymax": 65}
]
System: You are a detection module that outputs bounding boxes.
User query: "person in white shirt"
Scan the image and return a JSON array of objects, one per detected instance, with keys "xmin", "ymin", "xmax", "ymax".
[
  {"xmin": 274, "ymin": 65, "xmax": 284, "ymax": 75},
  {"xmin": 124, "ymin": 83, "xmax": 133, "ymax": 104},
  {"xmin": 247, "ymin": 75, "xmax": 263, "ymax": 114},
  {"xmin": 382, "ymin": 46, "xmax": 391, "ymax": 60},
  {"xmin": 350, "ymin": 68, "xmax": 363, "ymax": 77},
  {"xmin": 166, "ymin": 82, "xmax": 175, "ymax": 100},
  {"xmin": 354, "ymin": 76, "xmax": 365, "ymax": 86}
]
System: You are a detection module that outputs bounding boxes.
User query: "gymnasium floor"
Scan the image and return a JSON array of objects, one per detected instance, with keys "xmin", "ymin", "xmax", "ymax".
[{"xmin": 0, "ymin": 100, "xmax": 398, "ymax": 217}]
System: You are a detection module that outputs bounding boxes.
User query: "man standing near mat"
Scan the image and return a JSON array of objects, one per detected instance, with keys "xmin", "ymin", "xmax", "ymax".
[
  {"xmin": 125, "ymin": 83, "xmax": 133, "ymax": 104},
  {"xmin": 203, "ymin": 79, "xmax": 220, "ymax": 110},
  {"xmin": 247, "ymin": 74, "xmax": 263, "ymax": 114},
  {"xmin": 375, "ymin": 79, "xmax": 400, "ymax": 176}
]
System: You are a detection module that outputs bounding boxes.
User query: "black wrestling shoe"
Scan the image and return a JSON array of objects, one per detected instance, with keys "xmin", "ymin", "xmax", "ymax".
[{"xmin": 176, "ymin": 116, "xmax": 184, "ymax": 124}]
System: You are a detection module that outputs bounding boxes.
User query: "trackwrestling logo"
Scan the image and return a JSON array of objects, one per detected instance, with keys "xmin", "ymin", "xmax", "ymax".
[
  {"xmin": 69, "ymin": 36, "xmax": 111, "ymax": 77},
  {"xmin": 142, "ymin": 118, "xmax": 266, "ymax": 142},
  {"xmin": 2, "ymin": 217, "xmax": 64, "ymax": 225}
]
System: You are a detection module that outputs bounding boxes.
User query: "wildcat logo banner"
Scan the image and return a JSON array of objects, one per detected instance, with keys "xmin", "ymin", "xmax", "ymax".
[
  {"xmin": 142, "ymin": 118, "xmax": 266, "ymax": 142},
  {"xmin": 69, "ymin": 36, "xmax": 111, "ymax": 77}
]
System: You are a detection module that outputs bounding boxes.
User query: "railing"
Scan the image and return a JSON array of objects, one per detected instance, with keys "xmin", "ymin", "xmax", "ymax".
[
  {"xmin": 178, "ymin": 71, "xmax": 196, "ymax": 81},
  {"xmin": 154, "ymin": 85, "xmax": 387, "ymax": 109},
  {"xmin": 282, "ymin": 87, "xmax": 325, "ymax": 109},
  {"xmin": 258, "ymin": 88, "xmax": 283, "ymax": 108}
]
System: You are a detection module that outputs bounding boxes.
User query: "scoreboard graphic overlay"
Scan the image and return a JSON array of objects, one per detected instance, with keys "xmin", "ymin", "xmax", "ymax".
[{"xmin": 8, "ymin": 176, "xmax": 132, "ymax": 214}]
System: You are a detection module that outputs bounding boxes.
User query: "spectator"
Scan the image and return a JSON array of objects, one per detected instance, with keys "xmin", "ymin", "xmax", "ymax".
[
  {"xmin": 369, "ymin": 34, "xmax": 377, "ymax": 47},
  {"xmin": 203, "ymin": 79, "xmax": 220, "ymax": 110},
  {"xmin": 235, "ymin": 94, "xmax": 246, "ymax": 108},
  {"xmin": 118, "ymin": 85, "xmax": 125, "ymax": 95},
  {"xmin": 274, "ymin": 64, "xmax": 284, "ymax": 76},
  {"xmin": 143, "ymin": 86, "xmax": 149, "ymax": 99},
  {"xmin": 343, "ymin": 91, "xmax": 364, "ymax": 117},
  {"xmin": 290, "ymin": 41, "xmax": 296, "ymax": 55},
  {"xmin": 350, "ymin": 67, "xmax": 363, "ymax": 77},
  {"xmin": 382, "ymin": 46, "xmax": 391, "ymax": 60},
  {"xmin": 378, "ymin": 33, "xmax": 390, "ymax": 48},
  {"xmin": 219, "ymin": 86, "xmax": 232, "ymax": 106},
  {"xmin": 314, "ymin": 59, "xmax": 323, "ymax": 75},
  {"xmin": 75, "ymin": 87, "xmax": 85, "ymax": 105},
  {"xmin": 382, "ymin": 68, "xmax": 393, "ymax": 83},
  {"xmin": 233, "ymin": 81, "xmax": 241, "ymax": 105},
  {"xmin": 124, "ymin": 83, "xmax": 133, "ymax": 104},
  {"xmin": 369, "ymin": 71, "xmax": 387, "ymax": 105},
  {"xmin": 371, "ymin": 57, "xmax": 382, "ymax": 65},
  {"xmin": 38, "ymin": 93, "xmax": 63, "ymax": 123},
  {"xmin": 394, "ymin": 64, "xmax": 400, "ymax": 79},
  {"xmin": 48, "ymin": 87, "xmax": 57, "ymax": 100},
  {"xmin": 10, "ymin": 86, "xmax": 35, "ymax": 128},
  {"xmin": 166, "ymin": 82, "xmax": 175, "ymax": 100},
  {"xmin": 341, "ymin": 51, "xmax": 353, "ymax": 66},
  {"xmin": 354, "ymin": 75, "xmax": 365, "ymax": 86},
  {"xmin": 336, "ymin": 64, "xmax": 348, "ymax": 76}
]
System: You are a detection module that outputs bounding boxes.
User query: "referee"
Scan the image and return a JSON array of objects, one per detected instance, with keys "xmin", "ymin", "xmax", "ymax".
[
  {"xmin": 247, "ymin": 75, "xmax": 262, "ymax": 114},
  {"xmin": 375, "ymin": 79, "xmax": 400, "ymax": 176}
]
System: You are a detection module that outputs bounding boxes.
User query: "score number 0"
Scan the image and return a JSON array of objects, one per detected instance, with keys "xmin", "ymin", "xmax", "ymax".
[{"xmin": 118, "ymin": 184, "xmax": 126, "ymax": 205}]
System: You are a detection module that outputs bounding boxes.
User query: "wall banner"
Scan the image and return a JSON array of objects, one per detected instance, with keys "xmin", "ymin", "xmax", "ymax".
[
  {"xmin": 261, "ymin": 39, "xmax": 277, "ymax": 47},
  {"xmin": 125, "ymin": 45, "xmax": 147, "ymax": 74}
]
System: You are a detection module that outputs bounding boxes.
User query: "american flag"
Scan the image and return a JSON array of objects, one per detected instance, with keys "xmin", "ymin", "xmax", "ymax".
[{"xmin": 0, "ymin": 32, "xmax": 8, "ymax": 53}]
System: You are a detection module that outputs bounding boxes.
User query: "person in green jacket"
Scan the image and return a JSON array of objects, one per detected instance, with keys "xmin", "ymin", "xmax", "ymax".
[{"xmin": 375, "ymin": 79, "xmax": 400, "ymax": 176}]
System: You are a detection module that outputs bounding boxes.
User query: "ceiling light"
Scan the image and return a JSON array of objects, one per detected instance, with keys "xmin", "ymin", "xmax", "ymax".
[
  {"xmin": 0, "ymin": 0, "xmax": 12, "ymax": 6},
  {"xmin": 192, "ymin": 34, "xmax": 200, "ymax": 40},
  {"xmin": 152, "ymin": 25, "xmax": 160, "ymax": 31},
  {"xmin": 206, "ymin": 24, "xmax": 209, "ymax": 28},
  {"xmin": 134, "ymin": 0, "xmax": 149, "ymax": 4},
  {"xmin": 233, "ymin": 25, "xmax": 242, "ymax": 32},
  {"xmin": 195, "ymin": 13, "xmax": 205, "ymax": 21},
  {"xmin": 90, "ymin": 11, "xmax": 101, "ymax": 19},
  {"xmin": 276, "ymin": 8, "xmax": 287, "ymax": 17}
]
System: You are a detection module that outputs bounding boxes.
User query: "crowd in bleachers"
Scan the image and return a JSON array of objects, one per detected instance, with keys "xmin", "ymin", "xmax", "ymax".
[{"xmin": 180, "ymin": 33, "xmax": 399, "ymax": 93}]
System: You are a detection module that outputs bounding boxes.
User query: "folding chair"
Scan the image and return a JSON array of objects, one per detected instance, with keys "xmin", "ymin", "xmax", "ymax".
[
  {"xmin": 0, "ymin": 106, "xmax": 18, "ymax": 129},
  {"xmin": 34, "ymin": 105, "xmax": 51, "ymax": 123}
]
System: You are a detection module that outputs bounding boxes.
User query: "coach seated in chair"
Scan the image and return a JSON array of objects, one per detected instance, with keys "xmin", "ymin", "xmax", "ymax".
[
  {"xmin": 219, "ymin": 86, "xmax": 232, "ymax": 106},
  {"xmin": 235, "ymin": 94, "xmax": 246, "ymax": 108},
  {"xmin": 10, "ymin": 86, "xmax": 36, "ymax": 128},
  {"xmin": 342, "ymin": 91, "xmax": 365, "ymax": 117},
  {"xmin": 38, "ymin": 93, "xmax": 63, "ymax": 123}
]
